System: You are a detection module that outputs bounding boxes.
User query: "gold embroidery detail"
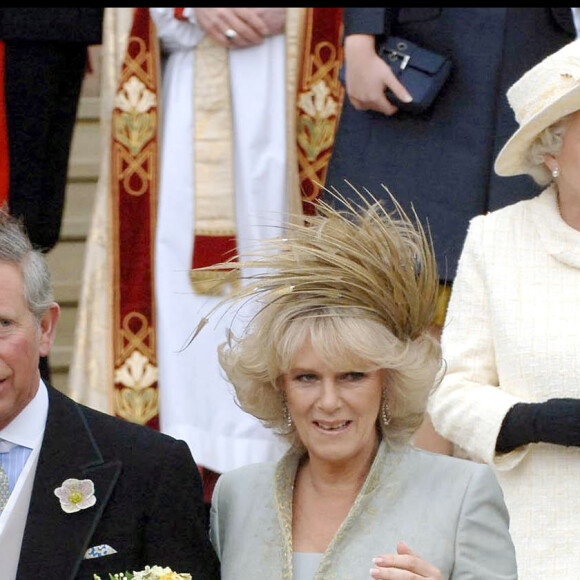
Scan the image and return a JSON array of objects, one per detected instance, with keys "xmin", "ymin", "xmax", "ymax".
[
  {"xmin": 297, "ymin": 30, "xmax": 344, "ymax": 204},
  {"xmin": 117, "ymin": 312, "xmax": 156, "ymax": 361},
  {"xmin": 193, "ymin": 226, "xmax": 237, "ymax": 237},
  {"xmin": 113, "ymin": 141, "xmax": 158, "ymax": 197},
  {"xmin": 114, "ymin": 313, "xmax": 158, "ymax": 425},
  {"xmin": 123, "ymin": 34, "xmax": 158, "ymax": 88},
  {"xmin": 115, "ymin": 349, "xmax": 158, "ymax": 390},
  {"xmin": 114, "ymin": 350, "xmax": 159, "ymax": 425},
  {"xmin": 114, "ymin": 75, "xmax": 158, "ymax": 157},
  {"xmin": 111, "ymin": 11, "xmax": 160, "ymax": 427},
  {"xmin": 297, "ymin": 79, "xmax": 338, "ymax": 161},
  {"xmin": 114, "ymin": 381, "xmax": 159, "ymax": 425},
  {"xmin": 274, "ymin": 449, "xmax": 301, "ymax": 580}
]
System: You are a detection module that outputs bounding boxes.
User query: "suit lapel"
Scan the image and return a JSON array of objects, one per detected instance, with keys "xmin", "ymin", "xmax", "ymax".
[{"xmin": 17, "ymin": 387, "xmax": 122, "ymax": 580}]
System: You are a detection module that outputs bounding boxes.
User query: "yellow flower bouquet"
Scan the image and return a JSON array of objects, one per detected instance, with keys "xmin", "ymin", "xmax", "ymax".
[{"xmin": 94, "ymin": 565, "xmax": 192, "ymax": 580}]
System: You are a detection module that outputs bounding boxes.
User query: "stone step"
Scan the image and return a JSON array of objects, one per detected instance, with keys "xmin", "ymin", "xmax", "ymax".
[
  {"xmin": 45, "ymin": 233, "xmax": 88, "ymax": 304},
  {"xmin": 59, "ymin": 180, "xmax": 98, "ymax": 240},
  {"xmin": 68, "ymin": 97, "xmax": 101, "ymax": 180}
]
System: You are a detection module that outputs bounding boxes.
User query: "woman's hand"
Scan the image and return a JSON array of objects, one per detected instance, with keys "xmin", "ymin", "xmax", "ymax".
[
  {"xmin": 344, "ymin": 34, "xmax": 412, "ymax": 116},
  {"xmin": 370, "ymin": 541, "xmax": 444, "ymax": 579},
  {"xmin": 194, "ymin": 7, "xmax": 284, "ymax": 49}
]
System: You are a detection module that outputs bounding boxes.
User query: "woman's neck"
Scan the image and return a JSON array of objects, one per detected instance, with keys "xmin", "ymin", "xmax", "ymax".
[
  {"xmin": 556, "ymin": 185, "xmax": 580, "ymax": 231},
  {"xmin": 299, "ymin": 436, "xmax": 380, "ymax": 497},
  {"xmin": 291, "ymin": 437, "xmax": 381, "ymax": 553}
]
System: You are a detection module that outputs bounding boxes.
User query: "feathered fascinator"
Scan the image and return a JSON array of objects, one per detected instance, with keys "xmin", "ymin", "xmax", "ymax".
[{"xmin": 190, "ymin": 186, "xmax": 439, "ymax": 343}]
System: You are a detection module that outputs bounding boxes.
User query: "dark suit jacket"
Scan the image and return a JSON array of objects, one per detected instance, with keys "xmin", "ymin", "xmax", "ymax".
[
  {"xmin": 325, "ymin": 7, "xmax": 575, "ymax": 282},
  {"xmin": 0, "ymin": 8, "xmax": 103, "ymax": 43},
  {"xmin": 0, "ymin": 8, "xmax": 104, "ymax": 252},
  {"xmin": 16, "ymin": 386, "xmax": 220, "ymax": 580}
]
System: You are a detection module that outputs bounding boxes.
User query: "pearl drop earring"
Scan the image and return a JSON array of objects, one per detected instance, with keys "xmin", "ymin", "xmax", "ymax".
[{"xmin": 552, "ymin": 166, "xmax": 560, "ymax": 179}]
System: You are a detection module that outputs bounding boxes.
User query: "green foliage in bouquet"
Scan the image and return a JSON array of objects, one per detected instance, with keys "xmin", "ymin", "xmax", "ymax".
[{"xmin": 94, "ymin": 565, "xmax": 192, "ymax": 580}]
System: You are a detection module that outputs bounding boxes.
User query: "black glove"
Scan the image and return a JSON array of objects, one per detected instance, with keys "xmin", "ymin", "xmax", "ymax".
[{"xmin": 496, "ymin": 398, "xmax": 580, "ymax": 454}]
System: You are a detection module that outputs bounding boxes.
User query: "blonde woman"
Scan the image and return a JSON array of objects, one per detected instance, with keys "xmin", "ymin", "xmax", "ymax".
[{"xmin": 195, "ymin": 192, "xmax": 517, "ymax": 579}]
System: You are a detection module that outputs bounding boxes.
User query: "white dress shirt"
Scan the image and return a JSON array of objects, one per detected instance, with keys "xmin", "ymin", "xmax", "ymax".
[{"xmin": 0, "ymin": 379, "xmax": 48, "ymax": 529}]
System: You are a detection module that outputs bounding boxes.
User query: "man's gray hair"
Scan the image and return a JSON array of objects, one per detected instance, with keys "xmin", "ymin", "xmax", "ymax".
[{"xmin": 0, "ymin": 209, "xmax": 54, "ymax": 320}]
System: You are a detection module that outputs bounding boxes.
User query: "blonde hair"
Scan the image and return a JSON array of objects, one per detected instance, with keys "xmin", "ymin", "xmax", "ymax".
[
  {"xmin": 193, "ymin": 188, "xmax": 443, "ymax": 448},
  {"xmin": 219, "ymin": 308, "xmax": 441, "ymax": 448}
]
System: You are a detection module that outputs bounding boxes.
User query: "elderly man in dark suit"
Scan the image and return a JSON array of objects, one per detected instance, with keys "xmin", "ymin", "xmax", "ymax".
[{"xmin": 0, "ymin": 209, "xmax": 220, "ymax": 579}]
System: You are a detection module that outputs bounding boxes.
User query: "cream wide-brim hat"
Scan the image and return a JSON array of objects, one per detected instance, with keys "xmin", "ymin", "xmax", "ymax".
[{"xmin": 495, "ymin": 38, "xmax": 580, "ymax": 184}]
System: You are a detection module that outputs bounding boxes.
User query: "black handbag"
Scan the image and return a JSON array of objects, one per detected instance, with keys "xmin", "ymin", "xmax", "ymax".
[{"xmin": 379, "ymin": 36, "xmax": 452, "ymax": 114}]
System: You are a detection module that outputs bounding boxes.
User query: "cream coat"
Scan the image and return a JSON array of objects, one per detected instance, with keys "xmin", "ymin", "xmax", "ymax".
[
  {"xmin": 210, "ymin": 441, "xmax": 516, "ymax": 579},
  {"xmin": 428, "ymin": 186, "xmax": 580, "ymax": 579}
]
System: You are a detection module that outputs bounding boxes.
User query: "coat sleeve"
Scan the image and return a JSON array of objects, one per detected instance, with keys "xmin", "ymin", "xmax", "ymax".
[
  {"xmin": 427, "ymin": 216, "xmax": 528, "ymax": 469},
  {"xmin": 343, "ymin": 8, "xmax": 387, "ymax": 36},
  {"xmin": 452, "ymin": 464, "xmax": 517, "ymax": 579},
  {"xmin": 144, "ymin": 438, "xmax": 221, "ymax": 579}
]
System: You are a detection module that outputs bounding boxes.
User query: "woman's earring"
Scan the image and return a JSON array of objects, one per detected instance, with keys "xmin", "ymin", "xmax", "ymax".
[
  {"xmin": 552, "ymin": 166, "xmax": 560, "ymax": 179},
  {"xmin": 283, "ymin": 398, "xmax": 292, "ymax": 428},
  {"xmin": 381, "ymin": 391, "xmax": 391, "ymax": 428}
]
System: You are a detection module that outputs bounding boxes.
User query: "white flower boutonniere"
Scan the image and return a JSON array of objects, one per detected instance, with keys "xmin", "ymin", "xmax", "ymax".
[
  {"xmin": 94, "ymin": 566, "xmax": 192, "ymax": 580},
  {"xmin": 54, "ymin": 478, "xmax": 97, "ymax": 513}
]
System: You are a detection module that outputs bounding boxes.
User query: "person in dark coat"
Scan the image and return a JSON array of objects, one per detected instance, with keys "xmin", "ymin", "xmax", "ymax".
[
  {"xmin": 324, "ymin": 8, "xmax": 575, "ymax": 286},
  {"xmin": 0, "ymin": 8, "xmax": 105, "ymax": 383},
  {"xmin": 0, "ymin": 8, "xmax": 104, "ymax": 253},
  {"xmin": 324, "ymin": 8, "xmax": 576, "ymax": 453},
  {"xmin": 0, "ymin": 209, "xmax": 220, "ymax": 580}
]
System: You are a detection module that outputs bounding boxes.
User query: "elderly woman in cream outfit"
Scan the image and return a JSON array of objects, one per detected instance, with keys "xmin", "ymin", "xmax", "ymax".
[
  {"xmin": 202, "ymin": 193, "xmax": 517, "ymax": 579},
  {"xmin": 428, "ymin": 39, "xmax": 580, "ymax": 579}
]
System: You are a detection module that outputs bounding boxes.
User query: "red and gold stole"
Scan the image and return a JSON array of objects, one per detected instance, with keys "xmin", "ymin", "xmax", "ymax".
[
  {"xmin": 295, "ymin": 7, "xmax": 344, "ymax": 216},
  {"xmin": 110, "ymin": 7, "xmax": 160, "ymax": 429},
  {"xmin": 189, "ymin": 7, "xmax": 345, "ymax": 292},
  {"xmin": 109, "ymin": 8, "xmax": 344, "ymax": 429},
  {"xmin": 189, "ymin": 32, "xmax": 239, "ymax": 296},
  {"xmin": 189, "ymin": 8, "xmax": 344, "ymax": 502}
]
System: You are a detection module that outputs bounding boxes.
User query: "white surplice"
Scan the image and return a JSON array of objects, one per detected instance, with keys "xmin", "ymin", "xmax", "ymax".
[{"xmin": 150, "ymin": 8, "xmax": 289, "ymax": 471}]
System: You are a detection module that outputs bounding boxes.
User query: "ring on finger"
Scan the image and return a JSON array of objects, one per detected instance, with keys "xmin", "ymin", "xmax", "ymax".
[{"xmin": 225, "ymin": 28, "xmax": 237, "ymax": 40}]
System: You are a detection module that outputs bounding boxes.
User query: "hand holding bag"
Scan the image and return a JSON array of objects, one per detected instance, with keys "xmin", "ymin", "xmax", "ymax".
[{"xmin": 379, "ymin": 36, "xmax": 452, "ymax": 114}]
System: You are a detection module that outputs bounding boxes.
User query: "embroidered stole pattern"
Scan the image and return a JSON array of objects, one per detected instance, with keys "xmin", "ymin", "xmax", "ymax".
[
  {"xmin": 296, "ymin": 7, "xmax": 344, "ymax": 215},
  {"xmin": 110, "ymin": 7, "xmax": 160, "ymax": 428},
  {"xmin": 108, "ymin": 7, "xmax": 344, "ymax": 426}
]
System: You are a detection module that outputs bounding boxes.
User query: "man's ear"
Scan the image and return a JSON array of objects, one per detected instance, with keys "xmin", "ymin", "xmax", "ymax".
[{"xmin": 38, "ymin": 302, "xmax": 60, "ymax": 357}]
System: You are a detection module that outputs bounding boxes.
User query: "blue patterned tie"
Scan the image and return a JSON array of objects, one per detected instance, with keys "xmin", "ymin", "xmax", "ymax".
[
  {"xmin": 0, "ymin": 463, "xmax": 9, "ymax": 513},
  {"xmin": 0, "ymin": 438, "xmax": 14, "ymax": 513}
]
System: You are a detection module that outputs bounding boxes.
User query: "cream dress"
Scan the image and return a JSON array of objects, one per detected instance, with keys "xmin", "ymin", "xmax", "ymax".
[{"xmin": 428, "ymin": 186, "xmax": 580, "ymax": 579}]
